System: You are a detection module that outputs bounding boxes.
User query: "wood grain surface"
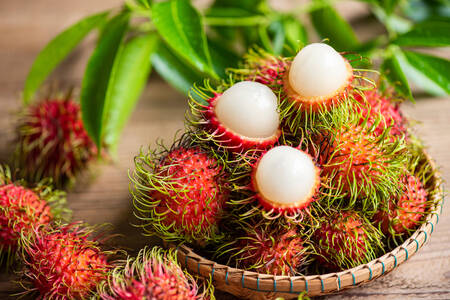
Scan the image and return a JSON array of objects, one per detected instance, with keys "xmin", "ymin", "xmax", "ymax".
[{"xmin": 0, "ymin": 1, "xmax": 449, "ymax": 299}]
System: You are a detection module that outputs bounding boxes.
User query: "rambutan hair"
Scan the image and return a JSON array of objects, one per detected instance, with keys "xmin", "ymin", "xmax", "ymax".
[
  {"xmin": 0, "ymin": 165, "xmax": 69, "ymax": 268},
  {"xmin": 130, "ymin": 137, "xmax": 228, "ymax": 245},
  {"xmin": 99, "ymin": 246, "xmax": 213, "ymax": 300},
  {"xmin": 19, "ymin": 222, "xmax": 116, "ymax": 300},
  {"xmin": 14, "ymin": 95, "xmax": 97, "ymax": 187}
]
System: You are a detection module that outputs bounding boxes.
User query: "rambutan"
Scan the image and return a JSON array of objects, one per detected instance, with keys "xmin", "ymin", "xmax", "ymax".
[
  {"xmin": 313, "ymin": 211, "xmax": 382, "ymax": 271},
  {"xmin": 131, "ymin": 144, "xmax": 228, "ymax": 244},
  {"xmin": 314, "ymin": 120, "xmax": 406, "ymax": 211},
  {"xmin": 374, "ymin": 174, "xmax": 428, "ymax": 235},
  {"xmin": 99, "ymin": 247, "xmax": 211, "ymax": 300},
  {"xmin": 250, "ymin": 146, "xmax": 321, "ymax": 217},
  {"xmin": 0, "ymin": 166, "xmax": 68, "ymax": 268},
  {"xmin": 187, "ymin": 81, "xmax": 281, "ymax": 152},
  {"xmin": 282, "ymin": 43, "xmax": 354, "ymax": 112},
  {"xmin": 20, "ymin": 223, "xmax": 113, "ymax": 299},
  {"xmin": 354, "ymin": 90, "xmax": 406, "ymax": 137},
  {"xmin": 15, "ymin": 97, "xmax": 97, "ymax": 187},
  {"xmin": 217, "ymin": 222, "xmax": 307, "ymax": 276}
]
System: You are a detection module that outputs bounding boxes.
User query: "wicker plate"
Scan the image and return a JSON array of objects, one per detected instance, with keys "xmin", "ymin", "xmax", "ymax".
[{"xmin": 173, "ymin": 151, "xmax": 444, "ymax": 300}]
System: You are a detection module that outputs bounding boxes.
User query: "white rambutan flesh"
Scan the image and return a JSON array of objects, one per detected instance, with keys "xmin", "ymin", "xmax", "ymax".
[
  {"xmin": 214, "ymin": 81, "xmax": 279, "ymax": 139},
  {"xmin": 254, "ymin": 146, "xmax": 319, "ymax": 210},
  {"xmin": 288, "ymin": 43, "xmax": 351, "ymax": 98}
]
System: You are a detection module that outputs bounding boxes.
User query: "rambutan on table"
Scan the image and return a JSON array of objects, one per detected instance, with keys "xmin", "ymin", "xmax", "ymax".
[{"xmin": 0, "ymin": 1, "xmax": 449, "ymax": 299}]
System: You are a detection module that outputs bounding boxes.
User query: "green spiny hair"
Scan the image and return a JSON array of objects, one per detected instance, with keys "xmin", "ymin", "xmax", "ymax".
[
  {"xmin": 0, "ymin": 165, "xmax": 70, "ymax": 269},
  {"xmin": 98, "ymin": 246, "xmax": 214, "ymax": 300},
  {"xmin": 130, "ymin": 134, "xmax": 229, "ymax": 246}
]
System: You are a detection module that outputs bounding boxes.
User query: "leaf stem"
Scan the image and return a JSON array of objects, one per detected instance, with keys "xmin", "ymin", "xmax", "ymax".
[{"xmin": 204, "ymin": 16, "xmax": 269, "ymax": 27}]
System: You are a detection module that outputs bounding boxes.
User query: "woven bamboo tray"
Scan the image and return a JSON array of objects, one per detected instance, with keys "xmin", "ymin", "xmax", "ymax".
[{"xmin": 173, "ymin": 151, "xmax": 444, "ymax": 299}]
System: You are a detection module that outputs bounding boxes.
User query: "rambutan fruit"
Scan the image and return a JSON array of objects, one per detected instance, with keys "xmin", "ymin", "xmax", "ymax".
[
  {"xmin": 131, "ymin": 143, "xmax": 228, "ymax": 244},
  {"xmin": 99, "ymin": 247, "xmax": 212, "ymax": 300},
  {"xmin": 217, "ymin": 221, "xmax": 307, "ymax": 276},
  {"xmin": 354, "ymin": 90, "xmax": 406, "ymax": 137},
  {"xmin": 251, "ymin": 146, "xmax": 321, "ymax": 217},
  {"xmin": 314, "ymin": 118, "xmax": 406, "ymax": 211},
  {"xmin": 313, "ymin": 211, "xmax": 383, "ymax": 271},
  {"xmin": 15, "ymin": 97, "xmax": 97, "ymax": 187},
  {"xmin": 20, "ymin": 223, "xmax": 114, "ymax": 299},
  {"xmin": 187, "ymin": 81, "xmax": 281, "ymax": 152},
  {"xmin": 0, "ymin": 165, "xmax": 68, "ymax": 268},
  {"xmin": 374, "ymin": 174, "xmax": 428, "ymax": 235}
]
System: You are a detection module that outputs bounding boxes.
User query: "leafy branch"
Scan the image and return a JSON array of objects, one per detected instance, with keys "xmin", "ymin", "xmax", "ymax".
[{"xmin": 22, "ymin": 0, "xmax": 450, "ymax": 154}]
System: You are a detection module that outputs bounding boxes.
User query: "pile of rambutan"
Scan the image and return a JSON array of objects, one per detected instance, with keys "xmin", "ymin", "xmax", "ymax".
[{"xmin": 130, "ymin": 42, "xmax": 438, "ymax": 288}]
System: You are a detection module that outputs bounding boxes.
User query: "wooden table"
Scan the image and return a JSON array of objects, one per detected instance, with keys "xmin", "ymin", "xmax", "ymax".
[{"xmin": 1, "ymin": 1, "xmax": 449, "ymax": 299}]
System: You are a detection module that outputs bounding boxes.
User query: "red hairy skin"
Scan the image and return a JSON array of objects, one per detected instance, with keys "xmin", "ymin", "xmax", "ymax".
[
  {"xmin": 147, "ymin": 147, "xmax": 227, "ymax": 242},
  {"xmin": 16, "ymin": 99, "xmax": 96, "ymax": 187},
  {"xmin": 316, "ymin": 124, "xmax": 386, "ymax": 194},
  {"xmin": 0, "ymin": 184, "xmax": 52, "ymax": 252},
  {"xmin": 101, "ymin": 248, "xmax": 201, "ymax": 300},
  {"xmin": 243, "ymin": 56, "xmax": 289, "ymax": 86},
  {"xmin": 314, "ymin": 212, "xmax": 380, "ymax": 271},
  {"xmin": 282, "ymin": 60, "xmax": 354, "ymax": 112},
  {"xmin": 354, "ymin": 90, "xmax": 406, "ymax": 137},
  {"xmin": 374, "ymin": 174, "xmax": 428, "ymax": 234},
  {"xmin": 234, "ymin": 226, "xmax": 305, "ymax": 275},
  {"xmin": 203, "ymin": 93, "xmax": 281, "ymax": 152},
  {"xmin": 22, "ymin": 224, "xmax": 112, "ymax": 299}
]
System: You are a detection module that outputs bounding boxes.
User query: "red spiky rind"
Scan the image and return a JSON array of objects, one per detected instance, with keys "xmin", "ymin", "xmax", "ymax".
[
  {"xmin": 99, "ymin": 246, "xmax": 213, "ymax": 300},
  {"xmin": 282, "ymin": 59, "xmax": 354, "ymax": 113},
  {"xmin": 131, "ymin": 144, "xmax": 228, "ymax": 245},
  {"xmin": 0, "ymin": 165, "xmax": 69, "ymax": 268},
  {"xmin": 313, "ymin": 120, "xmax": 407, "ymax": 212},
  {"xmin": 204, "ymin": 93, "xmax": 281, "ymax": 152},
  {"xmin": 250, "ymin": 149, "xmax": 321, "ymax": 216},
  {"xmin": 216, "ymin": 222, "xmax": 307, "ymax": 276},
  {"xmin": 374, "ymin": 174, "xmax": 428, "ymax": 235},
  {"xmin": 15, "ymin": 98, "xmax": 97, "ymax": 187},
  {"xmin": 354, "ymin": 90, "xmax": 406, "ymax": 138},
  {"xmin": 19, "ymin": 223, "xmax": 114, "ymax": 300},
  {"xmin": 313, "ymin": 211, "xmax": 383, "ymax": 271}
]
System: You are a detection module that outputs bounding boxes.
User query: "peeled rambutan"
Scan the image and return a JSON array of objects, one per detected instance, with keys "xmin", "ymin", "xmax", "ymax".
[
  {"xmin": 283, "ymin": 43, "xmax": 354, "ymax": 112},
  {"xmin": 0, "ymin": 166, "xmax": 67, "ymax": 267},
  {"xmin": 188, "ymin": 81, "xmax": 281, "ymax": 152},
  {"xmin": 218, "ymin": 222, "xmax": 306, "ymax": 276},
  {"xmin": 250, "ymin": 146, "xmax": 321, "ymax": 217},
  {"xmin": 374, "ymin": 174, "xmax": 428, "ymax": 235},
  {"xmin": 315, "ymin": 122, "xmax": 405, "ymax": 211},
  {"xmin": 99, "ymin": 247, "xmax": 211, "ymax": 300},
  {"xmin": 20, "ymin": 223, "xmax": 113, "ymax": 299},
  {"xmin": 132, "ymin": 145, "xmax": 228, "ymax": 244},
  {"xmin": 354, "ymin": 90, "xmax": 406, "ymax": 137},
  {"xmin": 15, "ymin": 98, "xmax": 97, "ymax": 187},
  {"xmin": 314, "ymin": 211, "xmax": 382, "ymax": 271}
]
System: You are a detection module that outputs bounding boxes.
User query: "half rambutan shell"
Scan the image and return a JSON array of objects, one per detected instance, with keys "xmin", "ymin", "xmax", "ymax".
[
  {"xmin": 283, "ymin": 43, "xmax": 354, "ymax": 112},
  {"xmin": 251, "ymin": 146, "xmax": 321, "ymax": 215}
]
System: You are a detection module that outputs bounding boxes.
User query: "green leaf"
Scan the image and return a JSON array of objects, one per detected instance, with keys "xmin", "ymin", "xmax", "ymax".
[
  {"xmin": 210, "ymin": 0, "xmax": 268, "ymax": 14},
  {"xmin": 402, "ymin": 50, "xmax": 450, "ymax": 94},
  {"xmin": 377, "ymin": 0, "xmax": 401, "ymax": 15},
  {"xmin": 205, "ymin": 7, "xmax": 268, "ymax": 26},
  {"xmin": 135, "ymin": 0, "xmax": 152, "ymax": 8},
  {"xmin": 152, "ymin": 0, "xmax": 216, "ymax": 78},
  {"xmin": 151, "ymin": 42, "xmax": 203, "ymax": 95},
  {"xmin": 267, "ymin": 20, "xmax": 285, "ymax": 55},
  {"xmin": 393, "ymin": 21, "xmax": 450, "ymax": 47},
  {"xmin": 309, "ymin": 3, "xmax": 359, "ymax": 51},
  {"xmin": 23, "ymin": 11, "xmax": 108, "ymax": 104},
  {"xmin": 381, "ymin": 52, "xmax": 413, "ymax": 100},
  {"xmin": 281, "ymin": 15, "xmax": 308, "ymax": 55},
  {"xmin": 207, "ymin": 38, "xmax": 240, "ymax": 78},
  {"xmin": 80, "ymin": 13, "xmax": 129, "ymax": 149},
  {"xmin": 104, "ymin": 34, "xmax": 158, "ymax": 154}
]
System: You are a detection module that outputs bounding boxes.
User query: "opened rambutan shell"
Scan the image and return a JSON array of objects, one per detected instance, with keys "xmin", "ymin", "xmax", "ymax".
[{"xmin": 15, "ymin": 98, "xmax": 97, "ymax": 187}]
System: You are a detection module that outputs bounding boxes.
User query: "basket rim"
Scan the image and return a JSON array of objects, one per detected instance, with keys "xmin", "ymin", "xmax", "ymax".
[{"xmin": 174, "ymin": 150, "xmax": 445, "ymax": 297}]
